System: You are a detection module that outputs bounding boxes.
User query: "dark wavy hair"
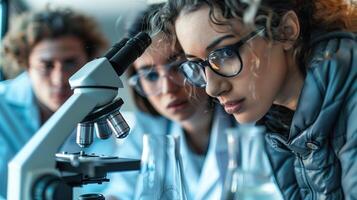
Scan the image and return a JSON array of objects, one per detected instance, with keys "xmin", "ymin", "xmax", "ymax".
[
  {"xmin": 1, "ymin": 6, "xmax": 108, "ymax": 78},
  {"xmin": 151, "ymin": 0, "xmax": 356, "ymax": 75},
  {"xmin": 127, "ymin": 3, "xmax": 216, "ymax": 116}
]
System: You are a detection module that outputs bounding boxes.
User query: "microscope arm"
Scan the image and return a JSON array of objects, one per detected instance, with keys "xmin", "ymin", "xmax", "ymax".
[
  {"xmin": 8, "ymin": 32, "xmax": 151, "ymax": 200},
  {"xmin": 7, "ymin": 58, "xmax": 121, "ymax": 200}
]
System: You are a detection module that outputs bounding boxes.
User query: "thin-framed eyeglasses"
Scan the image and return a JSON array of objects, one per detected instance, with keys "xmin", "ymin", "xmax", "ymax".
[
  {"xmin": 128, "ymin": 59, "xmax": 187, "ymax": 97},
  {"xmin": 180, "ymin": 27, "xmax": 265, "ymax": 88}
]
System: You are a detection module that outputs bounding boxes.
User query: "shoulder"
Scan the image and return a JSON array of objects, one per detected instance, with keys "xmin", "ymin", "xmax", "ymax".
[
  {"xmin": 0, "ymin": 72, "xmax": 32, "ymax": 103},
  {"xmin": 305, "ymin": 31, "xmax": 356, "ymax": 95},
  {"xmin": 0, "ymin": 77, "xmax": 13, "ymax": 96},
  {"xmin": 308, "ymin": 31, "xmax": 356, "ymax": 74},
  {"xmin": 0, "ymin": 78, "xmax": 15, "ymax": 105},
  {"xmin": 0, "ymin": 73, "xmax": 39, "ymax": 138},
  {"xmin": 290, "ymin": 32, "xmax": 356, "ymax": 142},
  {"xmin": 132, "ymin": 111, "xmax": 169, "ymax": 133}
]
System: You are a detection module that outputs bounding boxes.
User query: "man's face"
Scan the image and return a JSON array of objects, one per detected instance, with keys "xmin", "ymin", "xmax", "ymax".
[{"xmin": 28, "ymin": 36, "xmax": 88, "ymax": 112}]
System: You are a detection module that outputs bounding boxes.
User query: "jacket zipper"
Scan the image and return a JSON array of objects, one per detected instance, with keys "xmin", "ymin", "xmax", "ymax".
[{"xmin": 297, "ymin": 154, "xmax": 315, "ymax": 200}]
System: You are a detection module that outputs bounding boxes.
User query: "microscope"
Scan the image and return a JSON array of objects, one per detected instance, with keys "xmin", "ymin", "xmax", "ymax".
[{"xmin": 7, "ymin": 32, "xmax": 151, "ymax": 200}]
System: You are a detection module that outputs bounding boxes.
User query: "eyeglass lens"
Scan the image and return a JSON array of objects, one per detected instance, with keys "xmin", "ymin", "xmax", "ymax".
[
  {"xmin": 180, "ymin": 28, "xmax": 264, "ymax": 87},
  {"xmin": 130, "ymin": 61, "xmax": 187, "ymax": 96},
  {"xmin": 180, "ymin": 48, "xmax": 242, "ymax": 88},
  {"xmin": 208, "ymin": 49, "xmax": 242, "ymax": 76}
]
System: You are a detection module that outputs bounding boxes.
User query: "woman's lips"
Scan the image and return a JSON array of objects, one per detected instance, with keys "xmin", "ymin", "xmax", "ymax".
[
  {"xmin": 167, "ymin": 100, "xmax": 189, "ymax": 112},
  {"xmin": 223, "ymin": 98, "xmax": 245, "ymax": 114}
]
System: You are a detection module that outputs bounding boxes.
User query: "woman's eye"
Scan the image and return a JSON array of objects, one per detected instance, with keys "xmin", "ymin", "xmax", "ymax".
[
  {"xmin": 145, "ymin": 72, "xmax": 159, "ymax": 82},
  {"xmin": 223, "ymin": 50, "xmax": 234, "ymax": 57}
]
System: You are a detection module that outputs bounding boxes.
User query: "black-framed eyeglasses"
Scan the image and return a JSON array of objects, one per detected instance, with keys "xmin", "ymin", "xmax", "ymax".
[{"xmin": 180, "ymin": 28, "xmax": 265, "ymax": 87}]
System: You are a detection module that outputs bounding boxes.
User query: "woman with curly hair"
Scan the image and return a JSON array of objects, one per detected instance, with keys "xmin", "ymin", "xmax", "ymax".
[
  {"xmin": 0, "ymin": 7, "xmax": 107, "ymax": 198},
  {"xmin": 152, "ymin": 0, "xmax": 356, "ymax": 199},
  {"xmin": 103, "ymin": 4, "xmax": 235, "ymax": 200}
]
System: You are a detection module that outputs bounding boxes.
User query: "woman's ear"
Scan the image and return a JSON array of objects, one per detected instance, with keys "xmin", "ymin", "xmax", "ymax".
[{"xmin": 279, "ymin": 11, "xmax": 300, "ymax": 50}]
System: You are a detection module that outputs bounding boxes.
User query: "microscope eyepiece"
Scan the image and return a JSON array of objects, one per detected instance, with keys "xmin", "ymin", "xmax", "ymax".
[
  {"xmin": 109, "ymin": 32, "xmax": 151, "ymax": 76},
  {"xmin": 78, "ymin": 193, "xmax": 105, "ymax": 200},
  {"xmin": 103, "ymin": 38, "xmax": 129, "ymax": 60}
]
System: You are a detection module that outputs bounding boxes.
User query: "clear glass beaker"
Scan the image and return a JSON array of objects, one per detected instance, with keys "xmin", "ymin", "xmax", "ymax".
[
  {"xmin": 134, "ymin": 134, "xmax": 188, "ymax": 200},
  {"xmin": 221, "ymin": 124, "xmax": 283, "ymax": 200}
]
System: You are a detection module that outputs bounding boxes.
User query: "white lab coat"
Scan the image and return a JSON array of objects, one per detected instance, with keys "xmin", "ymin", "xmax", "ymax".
[
  {"xmin": 102, "ymin": 106, "xmax": 235, "ymax": 200},
  {"xmin": 0, "ymin": 73, "xmax": 82, "ymax": 199}
]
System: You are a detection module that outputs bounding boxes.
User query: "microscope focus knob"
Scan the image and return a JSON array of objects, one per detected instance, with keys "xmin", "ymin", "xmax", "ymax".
[
  {"xmin": 78, "ymin": 193, "xmax": 105, "ymax": 200},
  {"xmin": 32, "ymin": 174, "xmax": 72, "ymax": 200}
]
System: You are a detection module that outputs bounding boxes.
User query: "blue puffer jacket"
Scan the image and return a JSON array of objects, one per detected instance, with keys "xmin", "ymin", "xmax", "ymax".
[{"xmin": 263, "ymin": 31, "xmax": 356, "ymax": 200}]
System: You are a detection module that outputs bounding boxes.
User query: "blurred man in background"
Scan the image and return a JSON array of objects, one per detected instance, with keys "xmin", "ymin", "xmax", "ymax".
[{"xmin": 0, "ymin": 7, "xmax": 107, "ymax": 198}]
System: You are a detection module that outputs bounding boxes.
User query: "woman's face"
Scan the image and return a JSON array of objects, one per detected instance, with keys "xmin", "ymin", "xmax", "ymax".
[
  {"xmin": 175, "ymin": 6, "xmax": 289, "ymax": 123},
  {"xmin": 133, "ymin": 36, "xmax": 209, "ymax": 122}
]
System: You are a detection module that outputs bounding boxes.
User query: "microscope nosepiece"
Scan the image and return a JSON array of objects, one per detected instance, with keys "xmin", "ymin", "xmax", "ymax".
[
  {"xmin": 76, "ymin": 122, "xmax": 94, "ymax": 148},
  {"xmin": 107, "ymin": 109, "xmax": 130, "ymax": 139}
]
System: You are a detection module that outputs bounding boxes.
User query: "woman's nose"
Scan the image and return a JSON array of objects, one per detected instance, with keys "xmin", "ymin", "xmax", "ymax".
[
  {"xmin": 161, "ymin": 75, "xmax": 180, "ymax": 94},
  {"xmin": 205, "ymin": 68, "xmax": 230, "ymax": 98}
]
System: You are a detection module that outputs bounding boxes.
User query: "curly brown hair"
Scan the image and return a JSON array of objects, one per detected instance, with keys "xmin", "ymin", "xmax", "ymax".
[
  {"xmin": 128, "ymin": 3, "xmax": 215, "ymax": 116},
  {"xmin": 0, "ymin": 7, "xmax": 108, "ymax": 79},
  {"xmin": 151, "ymin": 0, "xmax": 356, "ymax": 75}
]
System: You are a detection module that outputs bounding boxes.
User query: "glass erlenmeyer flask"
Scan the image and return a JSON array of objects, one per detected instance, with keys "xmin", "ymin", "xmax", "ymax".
[
  {"xmin": 221, "ymin": 124, "xmax": 283, "ymax": 200},
  {"xmin": 134, "ymin": 134, "xmax": 188, "ymax": 200}
]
